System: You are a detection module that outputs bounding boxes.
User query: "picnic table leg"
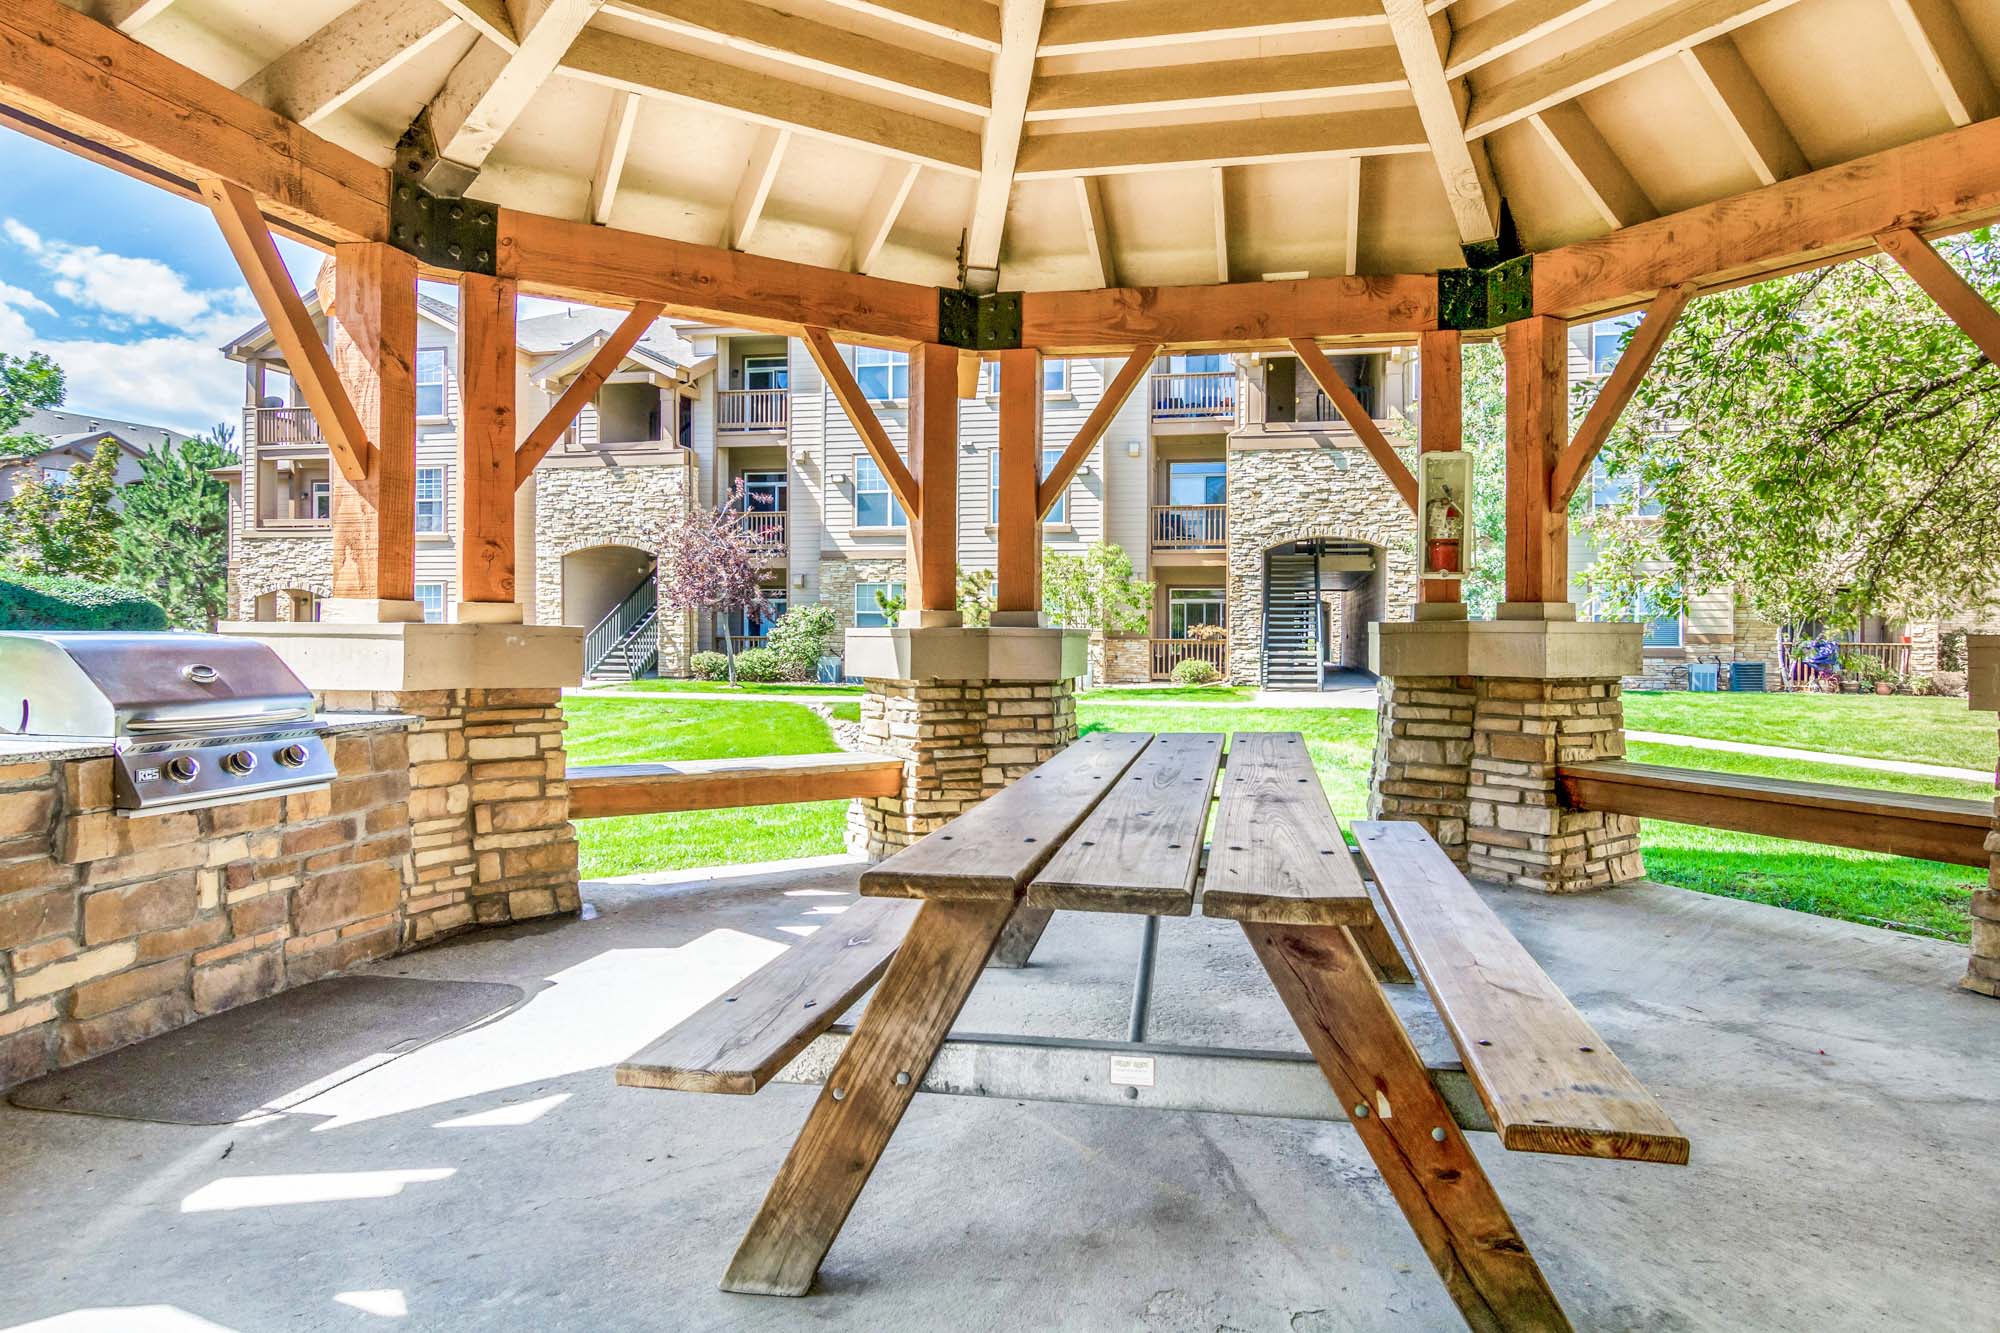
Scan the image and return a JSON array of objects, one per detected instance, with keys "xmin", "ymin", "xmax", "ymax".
[
  {"xmin": 986, "ymin": 903, "xmax": 1054, "ymax": 968},
  {"xmin": 722, "ymin": 895, "xmax": 1016, "ymax": 1296},
  {"xmin": 1244, "ymin": 921, "xmax": 1572, "ymax": 1333}
]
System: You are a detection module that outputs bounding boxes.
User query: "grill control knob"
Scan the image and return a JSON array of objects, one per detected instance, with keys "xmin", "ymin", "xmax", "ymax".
[
  {"xmin": 274, "ymin": 744, "xmax": 310, "ymax": 769},
  {"xmin": 164, "ymin": 756, "xmax": 200, "ymax": 785},
  {"xmin": 221, "ymin": 750, "xmax": 257, "ymax": 776}
]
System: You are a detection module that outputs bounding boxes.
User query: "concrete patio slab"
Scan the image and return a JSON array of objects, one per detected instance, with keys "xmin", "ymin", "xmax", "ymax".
[{"xmin": 0, "ymin": 862, "xmax": 1992, "ymax": 1332}]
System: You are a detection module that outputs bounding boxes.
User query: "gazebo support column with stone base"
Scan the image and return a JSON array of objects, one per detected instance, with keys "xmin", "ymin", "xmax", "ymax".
[
  {"xmin": 844, "ymin": 625, "xmax": 1086, "ymax": 967},
  {"xmin": 1961, "ymin": 637, "xmax": 2000, "ymax": 997},
  {"xmin": 1371, "ymin": 615, "xmax": 1644, "ymax": 893}
]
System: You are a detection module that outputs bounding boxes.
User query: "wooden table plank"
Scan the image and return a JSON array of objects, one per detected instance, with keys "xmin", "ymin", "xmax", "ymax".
[
  {"xmin": 616, "ymin": 897, "xmax": 920, "ymax": 1095},
  {"xmin": 1198, "ymin": 732, "xmax": 1376, "ymax": 926},
  {"xmin": 860, "ymin": 732, "xmax": 1153, "ymax": 900},
  {"xmin": 568, "ymin": 753, "xmax": 904, "ymax": 819},
  {"xmin": 1354, "ymin": 820, "xmax": 1691, "ymax": 1166},
  {"xmin": 1024, "ymin": 732, "xmax": 1224, "ymax": 916}
]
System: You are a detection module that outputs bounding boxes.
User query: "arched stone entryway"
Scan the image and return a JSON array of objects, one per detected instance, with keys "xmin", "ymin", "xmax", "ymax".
[
  {"xmin": 559, "ymin": 543, "xmax": 652, "ymax": 631},
  {"xmin": 1258, "ymin": 538, "xmax": 1386, "ymax": 690}
]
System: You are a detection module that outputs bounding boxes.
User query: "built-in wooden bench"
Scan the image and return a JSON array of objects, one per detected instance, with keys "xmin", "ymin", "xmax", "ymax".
[
  {"xmin": 567, "ymin": 752, "xmax": 904, "ymax": 820},
  {"xmin": 1354, "ymin": 819, "xmax": 1691, "ymax": 1165},
  {"xmin": 1557, "ymin": 760, "xmax": 1990, "ymax": 867}
]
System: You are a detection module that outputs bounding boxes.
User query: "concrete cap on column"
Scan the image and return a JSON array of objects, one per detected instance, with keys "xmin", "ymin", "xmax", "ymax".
[
  {"xmin": 1371, "ymin": 619, "xmax": 1641, "ymax": 680},
  {"xmin": 844, "ymin": 626, "xmax": 1088, "ymax": 683}
]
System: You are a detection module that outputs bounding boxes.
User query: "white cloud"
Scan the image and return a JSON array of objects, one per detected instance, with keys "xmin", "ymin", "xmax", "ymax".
[
  {"xmin": 6, "ymin": 216, "xmax": 238, "ymax": 327},
  {"xmin": 4, "ymin": 219, "xmax": 43, "ymax": 252},
  {"xmin": 0, "ymin": 280, "xmax": 56, "ymax": 347}
]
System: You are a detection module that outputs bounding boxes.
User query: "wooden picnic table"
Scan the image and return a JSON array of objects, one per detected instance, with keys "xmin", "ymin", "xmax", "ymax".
[{"xmin": 618, "ymin": 732, "xmax": 1689, "ymax": 1331}]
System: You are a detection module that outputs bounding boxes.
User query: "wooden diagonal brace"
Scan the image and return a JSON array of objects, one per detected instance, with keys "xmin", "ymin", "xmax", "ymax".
[
  {"xmin": 802, "ymin": 326, "xmax": 921, "ymax": 517},
  {"xmin": 202, "ymin": 178, "xmax": 373, "ymax": 484},
  {"xmin": 514, "ymin": 301, "xmax": 663, "ymax": 478},
  {"xmin": 1877, "ymin": 228, "xmax": 2000, "ymax": 366},
  {"xmin": 1038, "ymin": 344, "xmax": 1158, "ymax": 518},
  {"xmin": 1288, "ymin": 338, "xmax": 1417, "ymax": 510},
  {"xmin": 1549, "ymin": 281, "xmax": 1696, "ymax": 507}
]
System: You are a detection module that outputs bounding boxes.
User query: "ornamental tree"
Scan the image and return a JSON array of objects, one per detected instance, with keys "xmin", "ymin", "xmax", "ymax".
[
  {"xmin": 1043, "ymin": 541, "xmax": 1151, "ymax": 633},
  {"xmin": 0, "ymin": 352, "xmax": 64, "ymax": 462},
  {"xmin": 0, "ymin": 438, "xmax": 122, "ymax": 582},
  {"xmin": 657, "ymin": 478, "xmax": 770, "ymax": 683}
]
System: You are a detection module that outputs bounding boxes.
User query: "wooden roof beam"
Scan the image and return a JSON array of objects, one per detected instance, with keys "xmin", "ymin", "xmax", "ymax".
[
  {"xmin": 436, "ymin": 0, "xmax": 518, "ymax": 49},
  {"xmin": 851, "ymin": 161, "xmax": 920, "ymax": 275},
  {"xmin": 1876, "ymin": 229, "xmax": 2000, "ymax": 366},
  {"xmin": 816, "ymin": 0, "xmax": 1003, "ymax": 53},
  {"xmin": 516, "ymin": 302, "xmax": 665, "ymax": 476},
  {"xmin": 1677, "ymin": 37, "xmax": 1807, "ymax": 185},
  {"xmin": 588, "ymin": 90, "xmax": 641, "ymax": 225},
  {"xmin": 802, "ymin": 328, "xmax": 921, "ymax": 517},
  {"xmin": 1025, "ymin": 47, "xmax": 1405, "ymax": 121},
  {"xmin": 1019, "ymin": 273, "xmax": 1438, "ymax": 355},
  {"xmin": 236, "ymin": 0, "xmax": 467, "ymax": 128},
  {"xmin": 1464, "ymin": 0, "xmax": 1809, "ymax": 140},
  {"xmin": 1338, "ymin": 156, "xmax": 1363, "ymax": 276},
  {"xmin": 1887, "ymin": 0, "xmax": 1999, "ymax": 128},
  {"xmin": 425, "ymin": 0, "xmax": 607, "ymax": 178},
  {"xmin": 1528, "ymin": 102, "xmax": 1657, "ymax": 230},
  {"xmin": 1384, "ymin": 0, "xmax": 1498, "ymax": 245},
  {"xmin": 727, "ymin": 127, "xmax": 789, "ymax": 252},
  {"xmin": 1289, "ymin": 337, "xmax": 1416, "ymax": 509},
  {"xmin": 1550, "ymin": 282, "xmax": 1696, "ymax": 505},
  {"xmin": 1444, "ymin": 0, "xmax": 1622, "ymax": 79},
  {"xmin": 93, "ymin": 0, "xmax": 176, "ymax": 32},
  {"xmin": 604, "ymin": 0, "xmax": 992, "ymax": 116},
  {"xmin": 1038, "ymin": 346, "xmax": 1158, "ymax": 517},
  {"xmin": 1076, "ymin": 175, "xmax": 1116, "ymax": 288},
  {"xmin": 1014, "ymin": 108, "xmax": 1428, "ymax": 178},
  {"xmin": 1038, "ymin": 0, "xmax": 1385, "ymax": 55},
  {"xmin": 964, "ymin": 0, "xmax": 1046, "ymax": 288},
  {"xmin": 1210, "ymin": 167, "xmax": 1231, "ymax": 284},
  {"xmin": 563, "ymin": 29, "xmax": 981, "ymax": 175}
]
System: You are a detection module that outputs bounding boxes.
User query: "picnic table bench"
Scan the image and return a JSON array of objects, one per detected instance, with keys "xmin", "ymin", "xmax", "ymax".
[{"xmin": 617, "ymin": 731, "xmax": 1688, "ymax": 1330}]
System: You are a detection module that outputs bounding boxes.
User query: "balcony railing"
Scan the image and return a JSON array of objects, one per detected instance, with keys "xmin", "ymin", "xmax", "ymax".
[
  {"xmin": 714, "ymin": 635, "xmax": 769, "ymax": 654},
  {"xmin": 1151, "ymin": 372, "xmax": 1235, "ymax": 421},
  {"xmin": 254, "ymin": 406, "xmax": 323, "ymax": 447},
  {"xmin": 1151, "ymin": 503, "xmax": 1226, "ymax": 550},
  {"xmin": 1783, "ymin": 640, "xmax": 1913, "ymax": 686},
  {"xmin": 742, "ymin": 509, "xmax": 786, "ymax": 551},
  {"xmin": 718, "ymin": 388, "xmax": 789, "ymax": 432},
  {"xmin": 1150, "ymin": 638, "xmax": 1228, "ymax": 680}
]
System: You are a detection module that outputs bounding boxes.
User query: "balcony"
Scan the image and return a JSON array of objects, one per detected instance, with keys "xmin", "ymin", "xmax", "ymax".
[
  {"xmin": 1151, "ymin": 371, "xmax": 1235, "ymax": 421},
  {"xmin": 742, "ymin": 509, "xmax": 786, "ymax": 553},
  {"xmin": 258, "ymin": 497, "xmax": 329, "ymax": 531},
  {"xmin": 1149, "ymin": 638, "xmax": 1228, "ymax": 680},
  {"xmin": 1151, "ymin": 503, "xmax": 1226, "ymax": 551},
  {"xmin": 253, "ymin": 406, "xmax": 323, "ymax": 447},
  {"xmin": 718, "ymin": 388, "xmax": 789, "ymax": 432}
]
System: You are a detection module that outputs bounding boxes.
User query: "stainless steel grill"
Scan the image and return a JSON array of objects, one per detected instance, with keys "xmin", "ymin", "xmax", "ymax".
[{"xmin": 0, "ymin": 631, "xmax": 337, "ymax": 815}]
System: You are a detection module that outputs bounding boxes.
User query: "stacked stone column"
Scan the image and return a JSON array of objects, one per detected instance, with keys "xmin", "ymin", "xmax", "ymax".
[{"xmin": 1368, "ymin": 675, "xmax": 1474, "ymax": 863}]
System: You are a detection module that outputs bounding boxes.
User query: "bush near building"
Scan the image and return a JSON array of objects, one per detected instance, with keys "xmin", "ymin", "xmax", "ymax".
[{"xmin": 0, "ymin": 574, "xmax": 167, "ymax": 630}]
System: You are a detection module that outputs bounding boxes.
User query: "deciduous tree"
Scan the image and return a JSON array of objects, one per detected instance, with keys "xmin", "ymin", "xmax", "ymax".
[
  {"xmin": 658, "ymin": 479, "xmax": 770, "ymax": 683},
  {"xmin": 1043, "ymin": 542, "xmax": 1151, "ymax": 633},
  {"xmin": 0, "ymin": 352, "xmax": 64, "ymax": 461},
  {"xmin": 0, "ymin": 439, "xmax": 122, "ymax": 581},
  {"xmin": 116, "ymin": 427, "xmax": 236, "ymax": 629}
]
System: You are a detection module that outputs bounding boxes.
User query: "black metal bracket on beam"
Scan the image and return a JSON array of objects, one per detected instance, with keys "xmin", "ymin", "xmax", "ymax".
[
  {"xmin": 938, "ymin": 289, "xmax": 1022, "ymax": 350},
  {"xmin": 388, "ymin": 114, "xmax": 498, "ymax": 276},
  {"xmin": 1437, "ymin": 201, "xmax": 1533, "ymax": 331}
]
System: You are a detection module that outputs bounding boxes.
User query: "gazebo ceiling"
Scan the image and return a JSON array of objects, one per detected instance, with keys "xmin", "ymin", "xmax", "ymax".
[{"xmin": 88, "ymin": 0, "xmax": 1999, "ymax": 295}]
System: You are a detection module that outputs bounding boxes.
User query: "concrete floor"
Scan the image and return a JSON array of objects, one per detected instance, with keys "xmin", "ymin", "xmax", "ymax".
[{"xmin": 1, "ymin": 859, "xmax": 1994, "ymax": 1332}]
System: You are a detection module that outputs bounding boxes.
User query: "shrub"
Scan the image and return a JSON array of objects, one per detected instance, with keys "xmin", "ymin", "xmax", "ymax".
[
  {"xmin": 0, "ymin": 575, "xmax": 167, "ymax": 631},
  {"xmin": 689, "ymin": 651, "xmax": 729, "ymax": 681},
  {"xmin": 1171, "ymin": 658, "xmax": 1221, "ymax": 686},
  {"xmin": 1188, "ymin": 622, "xmax": 1227, "ymax": 642},
  {"xmin": 767, "ymin": 604, "xmax": 840, "ymax": 680},
  {"xmin": 732, "ymin": 647, "xmax": 784, "ymax": 682}
]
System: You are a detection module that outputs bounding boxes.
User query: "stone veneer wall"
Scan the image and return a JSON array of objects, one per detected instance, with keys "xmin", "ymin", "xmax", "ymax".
[
  {"xmin": 1225, "ymin": 445, "xmax": 1417, "ymax": 686},
  {"xmin": 1369, "ymin": 676, "xmax": 1475, "ymax": 864},
  {"xmin": 1089, "ymin": 632, "xmax": 1151, "ymax": 684},
  {"xmin": 820, "ymin": 555, "xmax": 907, "ymax": 634},
  {"xmin": 233, "ymin": 532, "xmax": 333, "ymax": 620},
  {"xmin": 848, "ymin": 679, "xmax": 1078, "ymax": 859},
  {"xmin": 1968, "ymin": 877, "xmax": 1999, "ymax": 998},
  {"xmin": 0, "ymin": 724, "xmax": 415, "ymax": 1090},
  {"xmin": 319, "ymin": 689, "xmax": 579, "ymax": 944},
  {"xmin": 534, "ymin": 462, "xmax": 694, "ymax": 677}
]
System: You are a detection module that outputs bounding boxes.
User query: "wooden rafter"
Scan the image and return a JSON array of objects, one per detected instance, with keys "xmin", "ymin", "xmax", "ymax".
[
  {"xmin": 1015, "ymin": 107, "xmax": 1429, "ymax": 178},
  {"xmin": 588, "ymin": 91, "xmax": 641, "ymax": 226},
  {"xmin": 1038, "ymin": 346, "xmax": 1159, "ymax": 518},
  {"xmin": 1338, "ymin": 156, "xmax": 1363, "ymax": 276},
  {"xmin": 1876, "ymin": 229, "xmax": 2000, "ymax": 367},
  {"xmin": 817, "ymin": 0, "xmax": 1001, "ymax": 51},
  {"xmin": 1210, "ymin": 167, "xmax": 1230, "ymax": 284},
  {"xmin": 1444, "ymin": 0, "xmax": 1622, "ymax": 79},
  {"xmin": 426, "ymin": 0, "xmax": 608, "ymax": 174},
  {"xmin": 1025, "ymin": 47, "xmax": 1403, "ymax": 121},
  {"xmin": 515, "ymin": 301, "xmax": 665, "ymax": 476},
  {"xmin": 802, "ymin": 327, "xmax": 921, "ymax": 517},
  {"xmin": 852, "ymin": 161, "xmax": 919, "ymax": 274},
  {"xmin": 236, "ymin": 0, "xmax": 465, "ymax": 128},
  {"xmin": 727, "ymin": 127, "xmax": 789, "ymax": 251},
  {"xmin": 1887, "ymin": 0, "xmax": 1998, "ymax": 128},
  {"xmin": 1677, "ymin": 37, "xmax": 1807, "ymax": 186},
  {"xmin": 1383, "ymin": 0, "xmax": 1497, "ymax": 246},
  {"xmin": 1528, "ymin": 103, "xmax": 1657, "ymax": 230},
  {"xmin": 1076, "ymin": 175, "xmax": 1116, "ymax": 288},
  {"xmin": 1288, "ymin": 338, "xmax": 1416, "ymax": 510},
  {"xmin": 201, "ymin": 178, "xmax": 373, "ymax": 483},
  {"xmin": 1549, "ymin": 282, "xmax": 1697, "ymax": 505},
  {"xmin": 436, "ymin": 0, "xmax": 517, "ymax": 48},
  {"xmin": 605, "ymin": 0, "xmax": 991, "ymax": 116},
  {"xmin": 965, "ymin": 0, "xmax": 1046, "ymax": 283},
  {"xmin": 93, "ymin": 0, "xmax": 176, "ymax": 31},
  {"xmin": 1037, "ymin": 0, "xmax": 1384, "ymax": 55},
  {"xmin": 1020, "ymin": 275, "xmax": 1438, "ymax": 355}
]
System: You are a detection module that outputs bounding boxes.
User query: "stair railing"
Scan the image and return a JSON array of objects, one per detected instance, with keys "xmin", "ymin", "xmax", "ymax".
[{"xmin": 585, "ymin": 564, "xmax": 658, "ymax": 677}]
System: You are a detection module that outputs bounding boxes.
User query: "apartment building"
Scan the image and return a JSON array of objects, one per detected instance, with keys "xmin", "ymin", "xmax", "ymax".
[{"xmin": 220, "ymin": 295, "xmax": 1444, "ymax": 688}]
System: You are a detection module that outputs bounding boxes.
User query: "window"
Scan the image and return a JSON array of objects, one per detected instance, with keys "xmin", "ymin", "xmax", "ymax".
[
  {"xmin": 1167, "ymin": 588, "xmax": 1225, "ymax": 638},
  {"xmin": 414, "ymin": 582, "xmax": 446, "ymax": 624},
  {"xmin": 1590, "ymin": 460, "xmax": 1661, "ymax": 517},
  {"xmin": 415, "ymin": 466, "xmax": 446, "ymax": 534},
  {"xmin": 853, "ymin": 454, "xmax": 906, "ymax": 528},
  {"xmin": 1636, "ymin": 590, "xmax": 1683, "ymax": 649},
  {"xmin": 1167, "ymin": 353, "xmax": 1226, "ymax": 374},
  {"xmin": 731, "ymin": 589, "xmax": 787, "ymax": 639},
  {"xmin": 415, "ymin": 347, "xmax": 448, "ymax": 418},
  {"xmin": 1592, "ymin": 313, "xmax": 1640, "ymax": 375},
  {"xmin": 38, "ymin": 466, "xmax": 68, "ymax": 489},
  {"xmin": 742, "ymin": 355, "xmax": 788, "ymax": 391},
  {"xmin": 1043, "ymin": 358, "xmax": 1068, "ymax": 393},
  {"xmin": 1167, "ymin": 460, "xmax": 1226, "ymax": 507},
  {"xmin": 1041, "ymin": 446, "xmax": 1067, "ymax": 524},
  {"xmin": 854, "ymin": 348, "xmax": 908, "ymax": 401},
  {"xmin": 309, "ymin": 480, "xmax": 331, "ymax": 521},
  {"xmin": 854, "ymin": 580, "xmax": 905, "ymax": 628},
  {"xmin": 740, "ymin": 470, "xmax": 786, "ymax": 513}
]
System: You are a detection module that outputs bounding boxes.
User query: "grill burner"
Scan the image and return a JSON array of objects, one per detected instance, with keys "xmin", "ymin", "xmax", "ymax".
[{"xmin": 0, "ymin": 632, "xmax": 337, "ymax": 815}]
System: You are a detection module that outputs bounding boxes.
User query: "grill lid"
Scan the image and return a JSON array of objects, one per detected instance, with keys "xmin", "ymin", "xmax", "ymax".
[{"xmin": 0, "ymin": 632, "xmax": 315, "ymax": 738}]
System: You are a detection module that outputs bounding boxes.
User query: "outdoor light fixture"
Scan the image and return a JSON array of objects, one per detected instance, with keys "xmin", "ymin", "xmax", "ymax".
[{"xmin": 1126, "ymin": 441, "xmax": 1141, "ymax": 456}]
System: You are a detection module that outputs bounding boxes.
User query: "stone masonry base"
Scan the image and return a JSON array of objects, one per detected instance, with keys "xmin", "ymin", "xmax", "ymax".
[
  {"xmin": 848, "ymin": 678, "xmax": 1079, "ymax": 860},
  {"xmin": 1968, "ymin": 882, "xmax": 2000, "ymax": 999},
  {"xmin": 1370, "ymin": 674, "xmax": 1641, "ymax": 892}
]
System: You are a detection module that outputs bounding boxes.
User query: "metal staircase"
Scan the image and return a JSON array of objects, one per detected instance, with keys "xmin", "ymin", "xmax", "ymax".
[
  {"xmin": 1261, "ymin": 551, "xmax": 1323, "ymax": 690},
  {"xmin": 584, "ymin": 566, "xmax": 660, "ymax": 683}
]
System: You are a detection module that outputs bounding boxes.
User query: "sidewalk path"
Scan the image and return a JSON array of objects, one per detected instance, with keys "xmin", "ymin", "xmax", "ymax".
[{"xmin": 1624, "ymin": 730, "xmax": 1994, "ymax": 785}]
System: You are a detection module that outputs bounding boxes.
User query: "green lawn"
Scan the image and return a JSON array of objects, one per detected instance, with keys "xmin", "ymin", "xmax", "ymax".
[
  {"xmin": 583, "ymin": 679, "xmax": 864, "ymax": 697},
  {"xmin": 1622, "ymin": 690, "xmax": 1997, "ymax": 772},
  {"xmin": 1079, "ymin": 685, "xmax": 1258, "ymax": 703}
]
